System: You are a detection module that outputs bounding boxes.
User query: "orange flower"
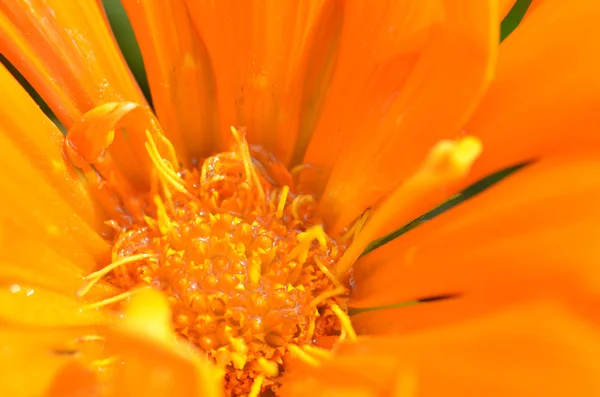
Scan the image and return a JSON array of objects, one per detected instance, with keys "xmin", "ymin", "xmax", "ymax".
[{"xmin": 1, "ymin": 0, "xmax": 599, "ymax": 396}]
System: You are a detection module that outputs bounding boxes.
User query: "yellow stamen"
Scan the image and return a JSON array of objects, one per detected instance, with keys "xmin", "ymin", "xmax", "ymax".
[
  {"xmin": 288, "ymin": 344, "xmax": 320, "ymax": 367},
  {"xmin": 290, "ymin": 225, "xmax": 328, "ymax": 265},
  {"xmin": 291, "ymin": 195, "xmax": 315, "ymax": 220},
  {"xmin": 78, "ymin": 253, "xmax": 156, "ymax": 297},
  {"xmin": 310, "ymin": 286, "xmax": 346, "ymax": 308},
  {"xmin": 248, "ymin": 374, "xmax": 265, "ymax": 397},
  {"xmin": 307, "ymin": 310, "xmax": 317, "ymax": 341},
  {"xmin": 157, "ymin": 131, "xmax": 181, "ymax": 172},
  {"xmin": 145, "ymin": 130, "xmax": 191, "ymax": 196},
  {"xmin": 82, "ymin": 289, "xmax": 143, "ymax": 310},
  {"xmin": 290, "ymin": 164, "xmax": 311, "ymax": 177},
  {"xmin": 302, "ymin": 345, "xmax": 332, "ymax": 360},
  {"xmin": 153, "ymin": 195, "xmax": 172, "ymax": 235},
  {"xmin": 314, "ymin": 257, "xmax": 343, "ymax": 288},
  {"xmin": 276, "ymin": 185, "xmax": 290, "ymax": 218},
  {"xmin": 341, "ymin": 209, "xmax": 370, "ymax": 242},
  {"xmin": 230, "ymin": 126, "xmax": 265, "ymax": 203},
  {"xmin": 331, "ymin": 304, "xmax": 357, "ymax": 342},
  {"xmin": 257, "ymin": 357, "xmax": 279, "ymax": 377}
]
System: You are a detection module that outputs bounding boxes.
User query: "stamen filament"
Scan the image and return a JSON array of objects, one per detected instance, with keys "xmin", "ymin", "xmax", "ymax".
[
  {"xmin": 288, "ymin": 344, "xmax": 320, "ymax": 367},
  {"xmin": 144, "ymin": 130, "xmax": 193, "ymax": 197},
  {"xmin": 249, "ymin": 374, "xmax": 265, "ymax": 397},
  {"xmin": 276, "ymin": 185, "xmax": 290, "ymax": 218},
  {"xmin": 314, "ymin": 257, "xmax": 343, "ymax": 288},
  {"xmin": 331, "ymin": 304, "xmax": 357, "ymax": 341},
  {"xmin": 257, "ymin": 357, "xmax": 279, "ymax": 377},
  {"xmin": 81, "ymin": 289, "xmax": 144, "ymax": 310},
  {"xmin": 78, "ymin": 253, "xmax": 156, "ymax": 297},
  {"xmin": 291, "ymin": 195, "xmax": 314, "ymax": 220},
  {"xmin": 307, "ymin": 310, "xmax": 317, "ymax": 341},
  {"xmin": 310, "ymin": 286, "xmax": 346, "ymax": 308},
  {"xmin": 302, "ymin": 345, "xmax": 332, "ymax": 360},
  {"xmin": 341, "ymin": 209, "xmax": 370, "ymax": 242},
  {"xmin": 230, "ymin": 126, "xmax": 265, "ymax": 203}
]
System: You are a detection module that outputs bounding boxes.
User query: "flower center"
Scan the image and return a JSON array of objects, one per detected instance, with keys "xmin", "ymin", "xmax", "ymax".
[{"xmin": 78, "ymin": 125, "xmax": 352, "ymax": 396}]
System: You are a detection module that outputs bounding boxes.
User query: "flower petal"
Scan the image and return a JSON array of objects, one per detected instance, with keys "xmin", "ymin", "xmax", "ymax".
[
  {"xmin": 499, "ymin": 0, "xmax": 517, "ymax": 19},
  {"xmin": 313, "ymin": 0, "xmax": 498, "ymax": 231},
  {"xmin": 185, "ymin": 0, "xmax": 342, "ymax": 165},
  {"xmin": 350, "ymin": 156, "xmax": 600, "ymax": 317},
  {"xmin": 0, "ymin": 328, "xmax": 94, "ymax": 397},
  {"xmin": 465, "ymin": 0, "xmax": 600, "ymax": 184},
  {"xmin": 0, "ymin": 130, "xmax": 108, "ymax": 267},
  {"xmin": 0, "ymin": 0, "xmax": 152, "ymax": 180},
  {"xmin": 105, "ymin": 289, "xmax": 224, "ymax": 397},
  {"xmin": 297, "ymin": 0, "xmax": 441, "ymax": 176},
  {"xmin": 0, "ymin": 0, "xmax": 145, "ymax": 127},
  {"xmin": 0, "ymin": 283, "xmax": 108, "ymax": 327},
  {"xmin": 0, "ymin": 64, "xmax": 96, "ymax": 224},
  {"xmin": 335, "ymin": 302, "xmax": 600, "ymax": 397},
  {"xmin": 121, "ymin": 0, "xmax": 218, "ymax": 164}
]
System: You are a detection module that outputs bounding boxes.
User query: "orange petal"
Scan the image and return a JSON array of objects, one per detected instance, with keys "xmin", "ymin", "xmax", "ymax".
[
  {"xmin": 0, "ymin": 327, "xmax": 95, "ymax": 397},
  {"xmin": 315, "ymin": 0, "xmax": 498, "ymax": 232},
  {"xmin": 0, "ymin": 0, "xmax": 149, "ymax": 177},
  {"xmin": 0, "ymin": 0, "xmax": 145, "ymax": 127},
  {"xmin": 344, "ymin": 302, "xmax": 600, "ymax": 397},
  {"xmin": 522, "ymin": 0, "xmax": 543, "ymax": 20},
  {"xmin": 333, "ymin": 136, "xmax": 482, "ymax": 278},
  {"xmin": 300, "ymin": 0, "xmax": 443, "ymax": 195},
  {"xmin": 350, "ymin": 155, "xmax": 600, "ymax": 313},
  {"xmin": 0, "ymin": 63, "xmax": 96, "ymax": 225},
  {"xmin": 282, "ymin": 352, "xmax": 408, "ymax": 397},
  {"xmin": 46, "ymin": 362, "xmax": 102, "ymax": 397},
  {"xmin": 105, "ymin": 289, "xmax": 224, "ymax": 397},
  {"xmin": 185, "ymin": 0, "xmax": 341, "ymax": 165},
  {"xmin": 500, "ymin": 0, "xmax": 517, "ymax": 19},
  {"xmin": 121, "ymin": 0, "xmax": 218, "ymax": 164},
  {"xmin": 464, "ymin": 0, "xmax": 600, "ymax": 184},
  {"xmin": 0, "ymin": 229, "xmax": 118, "ymax": 299}
]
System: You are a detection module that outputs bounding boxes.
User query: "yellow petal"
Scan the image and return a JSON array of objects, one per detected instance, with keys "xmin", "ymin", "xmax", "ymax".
[
  {"xmin": 104, "ymin": 289, "xmax": 224, "ymax": 397},
  {"xmin": 0, "ymin": 63, "xmax": 96, "ymax": 225}
]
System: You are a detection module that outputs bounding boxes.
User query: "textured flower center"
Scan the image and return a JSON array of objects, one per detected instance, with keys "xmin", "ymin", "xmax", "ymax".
[{"xmin": 81, "ymin": 126, "xmax": 351, "ymax": 396}]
